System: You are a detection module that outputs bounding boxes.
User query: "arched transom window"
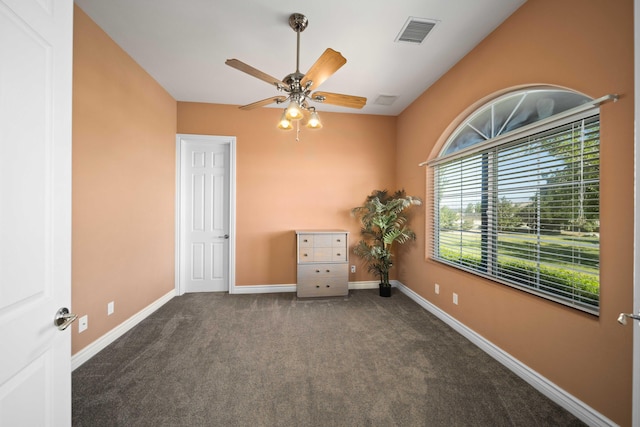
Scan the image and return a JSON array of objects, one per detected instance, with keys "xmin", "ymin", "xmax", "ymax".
[{"xmin": 442, "ymin": 88, "xmax": 592, "ymax": 156}]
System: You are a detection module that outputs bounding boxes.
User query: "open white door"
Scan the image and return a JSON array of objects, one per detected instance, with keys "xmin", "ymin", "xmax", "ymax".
[
  {"xmin": 634, "ymin": 1, "xmax": 640, "ymax": 424},
  {"xmin": 0, "ymin": 0, "xmax": 73, "ymax": 425}
]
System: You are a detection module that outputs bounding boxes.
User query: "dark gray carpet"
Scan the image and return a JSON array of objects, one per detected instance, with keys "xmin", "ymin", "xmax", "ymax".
[{"xmin": 72, "ymin": 289, "xmax": 585, "ymax": 426}]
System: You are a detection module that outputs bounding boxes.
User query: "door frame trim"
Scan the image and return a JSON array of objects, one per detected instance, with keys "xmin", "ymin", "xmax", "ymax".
[
  {"xmin": 175, "ymin": 134, "xmax": 237, "ymax": 295},
  {"xmin": 634, "ymin": 0, "xmax": 639, "ymax": 423}
]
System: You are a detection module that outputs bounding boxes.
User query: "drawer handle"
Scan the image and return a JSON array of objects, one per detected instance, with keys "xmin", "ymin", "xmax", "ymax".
[
  {"xmin": 316, "ymin": 285, "xmax": 320, "ymax": 288},
  {"xmin": 336, "ymin": 239, "xmax": 341, "ymax": 242},
  {"xmin": 326, "ymin": 285, "xmax": 330, "ymax": 288},
  {"xmin": 336, "ymin": 253, "xmax": 341, "ymax": 256},
  {"xmin": 303, "ymin": 239, "xmax": 308, "ymax": 243},
  {"xmin": 326, "ymin": 269, "xmax": 330, "ymax": 273},
  {"xmin": 315, "ymin": 269, "xmax": 320, "ymax": 273},
  {"xmin": 304, "ymin": 253, "xmax": 308, "ymax": 257}
]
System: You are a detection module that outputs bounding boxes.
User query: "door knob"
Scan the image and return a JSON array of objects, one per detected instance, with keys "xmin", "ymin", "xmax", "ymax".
[
  {"xmin": 54, "ymin": 307, "xmax": 78, "ymax": 331},
  {"xmin": 214, "ymin": 234, "xmax": 229, "ymax": 239}
]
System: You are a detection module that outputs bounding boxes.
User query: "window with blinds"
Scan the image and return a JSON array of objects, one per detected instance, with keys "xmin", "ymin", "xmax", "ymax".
[{"xmin": 431, "ymin": 114, "xmax": 600, "ymax": 314}]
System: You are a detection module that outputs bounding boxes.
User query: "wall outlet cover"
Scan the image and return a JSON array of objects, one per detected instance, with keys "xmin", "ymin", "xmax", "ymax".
[{"xmin": 79, "ymin": 315, "xmax": 88, "ymax": 333}]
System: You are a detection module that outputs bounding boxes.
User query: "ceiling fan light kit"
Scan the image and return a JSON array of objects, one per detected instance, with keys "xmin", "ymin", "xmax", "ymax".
[
  {"xmin": 277, "ymin": 106, "xmax": 323, "ymax": 132},
  {"xmin": 225, "ymin": 13, "xmax": 366, "ymax": 140}
]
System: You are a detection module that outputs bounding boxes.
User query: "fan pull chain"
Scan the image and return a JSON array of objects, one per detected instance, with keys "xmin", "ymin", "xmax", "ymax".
[{"xmin": 296, "ymin": 119, "xmax": 300, "ymax": 142}]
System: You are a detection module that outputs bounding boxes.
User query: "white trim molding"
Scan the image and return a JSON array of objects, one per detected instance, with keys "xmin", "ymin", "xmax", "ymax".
[
  {"xmin": 633, "ymin": 2, "xmax": 640, "ymax": 425},
  {"xmin": 231, "ymin": 281, "xmax": 380, "ymax": 294},
  {"xmin": 350, "ymin": 280, "xmax": 380, "ymax": 290},
  {"xmin": 395, "ymin": 282, "xmax": 616, "ymax": 427},
  {"xmin": 71, "ymin": 289, "xmax": 176, "ymax": 371},
  {"xmin": 232, "ymin": 284, "xmax": 297, "ymax": 294}
]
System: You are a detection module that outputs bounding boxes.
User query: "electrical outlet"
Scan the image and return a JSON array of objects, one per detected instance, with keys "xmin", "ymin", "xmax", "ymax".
[
  {"xmin": 107, "ymin": 301, "xmax": 114, "ymax": 315},
  {"xmin": 453, "ymin": 293, "xmax": 458, "ymax": 305},
  {"xmin": 350, "ymin": 265, "xmax": 356, "ymax": 273},
  {"xmin": 435, "ymin": 283, "xmax": 440, "ymax": 294},
  {"xmin": 79, "ymin": 315, "xmax": 88, "ymax": 333}
]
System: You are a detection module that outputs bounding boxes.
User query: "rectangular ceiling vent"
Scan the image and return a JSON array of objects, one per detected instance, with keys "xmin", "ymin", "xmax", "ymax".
[
  {"xmin": 395, "ymin": 17, "xmax": 437, "ymax": 45},
  {"xmin": 374, "ymin": 95, "xmax": 399, "ymax": 106}
]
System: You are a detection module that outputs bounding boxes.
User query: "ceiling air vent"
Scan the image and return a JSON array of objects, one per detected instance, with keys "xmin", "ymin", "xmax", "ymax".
[
  {"xmin": 374, "ymin": 95, "xmax": 399, "ymax": 106},
  {"xmin": 395, "ymin": 17, "xmax": 437, "ymax": 45}
]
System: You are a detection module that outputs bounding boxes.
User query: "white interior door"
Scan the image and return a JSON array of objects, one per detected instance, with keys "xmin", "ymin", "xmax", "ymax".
[
  {"xmin": 178, "ymin": 135, "xmax": 235, "ymax": 293},
  {"xmin": 0, "ymin": 0, "xmax": 73, "ymax": 425}
]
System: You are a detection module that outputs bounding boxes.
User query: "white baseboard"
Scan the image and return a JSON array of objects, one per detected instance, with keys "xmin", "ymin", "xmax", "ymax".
[
  {"xmin": 349, "ymin": 280, "xmax": 379, "ymax": 290},
  {"xmin": 71, "ymin": 289, "xmax": 176, "ymax": 371},
  {"xmin": 231, "ymin": 284, "xmax": 296, "ymax": 294},
  {"xmin": 395, "ymin": 282, "xmax": 616, "ymax": 427},
  {"xmin": 230, "ymin": 281, "xmax": 381, "ymax": 294}
]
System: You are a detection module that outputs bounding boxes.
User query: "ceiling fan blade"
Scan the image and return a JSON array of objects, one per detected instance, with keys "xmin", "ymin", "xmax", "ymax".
[
  {"xmin": 239, "ymin": 96, "xmax": 288, "ymax": 110},
  {"xmin": 225, "ymin": 59, "xmax": 289, "ymax": 90},
  {"xmin": 300, "ymin": 48, "xmax": 346, "ymax": 90},
  {"xmin": 312, "ymin": 92, "xmax": 367, "ymax": 109}
]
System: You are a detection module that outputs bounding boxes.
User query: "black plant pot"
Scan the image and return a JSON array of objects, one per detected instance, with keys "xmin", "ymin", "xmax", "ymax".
[{"xmin": 379, "ymin": 284, "xmax": 392, "ymax": 297}]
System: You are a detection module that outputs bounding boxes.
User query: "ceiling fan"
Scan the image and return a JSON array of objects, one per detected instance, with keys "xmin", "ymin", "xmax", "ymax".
[{"xmin": 225, "ymin": 13, "xmax": 366, "ymax": 128}]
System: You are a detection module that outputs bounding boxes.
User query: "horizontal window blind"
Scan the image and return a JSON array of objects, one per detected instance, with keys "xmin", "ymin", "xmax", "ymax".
[{"xmin": 431, "ymin": 115, "xmax": 600, "ymax": 313}]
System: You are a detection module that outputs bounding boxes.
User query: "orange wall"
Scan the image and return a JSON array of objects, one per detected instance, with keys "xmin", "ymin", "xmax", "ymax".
[
  {"xmin": 72, "ymin": 7, "xmax": 177, "ymax": 354},
  {"xmin": 396, "ymin": 0, "xmax": 633, "ymax": 424},
  {"xmin": 177, "ymin": 103, "xmax": 397, "ymax": 286}
]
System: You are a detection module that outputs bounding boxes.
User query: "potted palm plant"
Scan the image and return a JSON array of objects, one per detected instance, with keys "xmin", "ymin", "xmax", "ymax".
[{"xmin": 351, "ymin": 189, "xmax": 422, "ymax": 297}]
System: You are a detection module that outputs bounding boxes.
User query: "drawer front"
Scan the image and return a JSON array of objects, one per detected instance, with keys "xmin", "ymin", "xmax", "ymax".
[
  {"xmin": 297, "ymin": 280, "xmax": 348, "ymax": 298},
  {"xmin": 331, "ymin": 233, "xmax": 347, "ymax": 248},
  {"xmin": 298, "ymin": 263, "xmax": 348, "ymax": 279},
  {"xmin": 299, "ymin": 247, "xmax": 339, "ymax": 263},
  {"xmin": 298, "ymin": 248, "xmax": 314, "ymax": 262},
  {"xmin": 332, "ymin": 247, "xmax": 347, "ymax": 262},
  {"xmin": 298, "ymin": 234, "xmax": 314, "ymax": 248}
]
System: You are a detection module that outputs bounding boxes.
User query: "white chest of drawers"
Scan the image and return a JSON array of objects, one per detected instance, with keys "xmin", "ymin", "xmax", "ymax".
[{"xmin": 296, "ymin": 230, "xmax": 349, "ymax": 298}]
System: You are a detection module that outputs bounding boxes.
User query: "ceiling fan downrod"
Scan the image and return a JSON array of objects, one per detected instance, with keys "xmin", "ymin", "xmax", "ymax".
[
  {"xmin": 284, "ymin": 13, "xmax": 311, "ymax": 110},
  {"xmin": 288, "ymin": 13, "xmax": 308, "ymax": 75}
]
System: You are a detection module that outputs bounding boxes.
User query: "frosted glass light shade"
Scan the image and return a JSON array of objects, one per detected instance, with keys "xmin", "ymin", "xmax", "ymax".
[
  {"xmin": 285, "ymin": 101, "xmax": 303, "ymax": 120},
  {"xmin": 277, "ymin": 110, "xmax": 293, "ymax": 130},
  {"xmin": 306, "ymin": 110, "xmax": 322, "ymax": 129}
]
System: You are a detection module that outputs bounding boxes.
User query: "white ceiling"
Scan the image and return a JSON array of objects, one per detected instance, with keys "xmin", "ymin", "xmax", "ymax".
[{"xmin": 73, "ymin": 0, "xmax": 526, "ymax": 116}]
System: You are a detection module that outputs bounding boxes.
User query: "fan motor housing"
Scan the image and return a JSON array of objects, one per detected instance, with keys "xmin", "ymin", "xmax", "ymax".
[{"xmin": 283, "ymin": 72, "xmax": 304, "ymax": 88}]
